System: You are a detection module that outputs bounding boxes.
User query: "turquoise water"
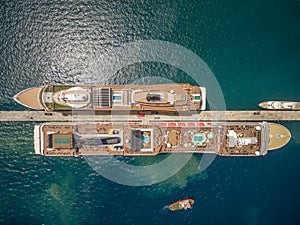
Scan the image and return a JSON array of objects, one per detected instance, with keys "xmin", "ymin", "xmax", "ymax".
[{"xmin": 1, "ymin": 0, "xmax": 300, "ymax": 224}]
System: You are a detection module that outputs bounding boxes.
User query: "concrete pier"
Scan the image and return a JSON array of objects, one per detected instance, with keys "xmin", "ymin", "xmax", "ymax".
[{"xmin": 0, "ymin": 110, "xmax": 300, "ymax": 122}]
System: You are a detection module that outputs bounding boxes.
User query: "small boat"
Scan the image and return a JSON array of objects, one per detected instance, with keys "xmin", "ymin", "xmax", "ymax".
[
  {"xmin": 259, "ymin": 101, "xmax": 300, "ymax": 110},
  {"xmin": 168, "ymin": 198, "xmax": 195, "ymax": 211}
]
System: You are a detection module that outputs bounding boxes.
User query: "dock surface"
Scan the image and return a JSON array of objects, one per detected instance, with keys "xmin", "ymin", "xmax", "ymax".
[{"xmin": 1, "ymin": 110, "xmax": 300, "ymax": 122}]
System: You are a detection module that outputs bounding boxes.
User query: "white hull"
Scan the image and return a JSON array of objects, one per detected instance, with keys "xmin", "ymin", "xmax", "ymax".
[{"xmin": 259, "ymin": 101, "xmax": 300, "ymax": 110}]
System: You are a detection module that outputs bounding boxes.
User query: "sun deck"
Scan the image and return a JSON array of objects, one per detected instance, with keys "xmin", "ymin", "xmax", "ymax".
[
  {"xmin": 160, "ymin": 126, "xmax": 221, "ymax": 154},
  {"xmin": 218, "ymin": 123, "xmax": 268, "ymax": 156}
]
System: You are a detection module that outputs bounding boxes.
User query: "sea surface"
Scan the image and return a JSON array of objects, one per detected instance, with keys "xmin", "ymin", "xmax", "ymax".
[{"xmin": 1, "ymin": 0, "xmax": 300, "ymax": 224}]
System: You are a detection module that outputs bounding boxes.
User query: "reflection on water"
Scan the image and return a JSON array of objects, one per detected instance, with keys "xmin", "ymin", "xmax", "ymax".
[{"xmin": 142, "ymin": 155, "xmax": 208, "ymax": 196}]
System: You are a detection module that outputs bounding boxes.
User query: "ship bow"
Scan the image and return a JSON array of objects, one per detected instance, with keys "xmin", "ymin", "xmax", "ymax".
[{"xmin": 14, "ymin": 87, "xmax": 44, "ymax": 110}]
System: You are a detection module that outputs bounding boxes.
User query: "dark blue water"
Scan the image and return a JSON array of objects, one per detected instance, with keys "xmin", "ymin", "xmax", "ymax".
[{"xmin": 1, "ymin": 0, "xmax": 300, "ymax": 224}]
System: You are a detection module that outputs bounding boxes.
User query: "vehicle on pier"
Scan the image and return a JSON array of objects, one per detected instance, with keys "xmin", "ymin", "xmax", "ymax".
[
  {"xmin": 14, "ymin": 83, "xmax": 206, "ymax": 112},
  {"xmin": 259, "ymin": 101, "xmax": 300, "ymax": 110},
  {"xmin": 34, "ymin": 121, "xmax": 290, "ymax": 157}
]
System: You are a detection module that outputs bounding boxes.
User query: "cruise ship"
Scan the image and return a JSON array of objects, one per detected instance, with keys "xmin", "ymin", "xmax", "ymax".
[
  {"xmin": 14, "ymin": 83, "xmax": 206, "ymax": 112},
  {"xmin": 34, "ymin": 121, "xmax": 291, "ymax": 157},
  {"xmin": 259, "ymin": 101, "xmax": 300, "ymax": 110}
]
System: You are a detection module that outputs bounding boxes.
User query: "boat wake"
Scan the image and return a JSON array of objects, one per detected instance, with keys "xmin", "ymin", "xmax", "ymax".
[{"xmin": 162, "ymin": 205, "xmax": 169, "ymax": 211}]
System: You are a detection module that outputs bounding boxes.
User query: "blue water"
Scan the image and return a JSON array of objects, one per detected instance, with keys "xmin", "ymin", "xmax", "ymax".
[{"xmin": 1, "ymin": 0, "xmax": 300, "ymax": 224}]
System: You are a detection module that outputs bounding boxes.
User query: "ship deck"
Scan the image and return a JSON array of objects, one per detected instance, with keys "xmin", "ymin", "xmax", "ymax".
[
  {"xmin": 34, "ymin": 121, "xmax": 291, "ymax": 157},
  {"xmin": 218, "ymin": 124, "xmax": 262, "ymax": 156},
  {"xmin": 14, "ymin": 83, "xmax": 204, "ymax": 112},
  {"xmin": 13, "ymin": 87, "xmax": 44, "ymax": 110},
  {"xmin": 268, "ymin": 123, "xmax": 291, "ymax": 150}
]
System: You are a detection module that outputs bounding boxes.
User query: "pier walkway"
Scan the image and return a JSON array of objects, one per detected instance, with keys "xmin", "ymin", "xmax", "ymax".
[{"xmin": 0, "ymin": 110, "xmax": 300, "ymax": 122}]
